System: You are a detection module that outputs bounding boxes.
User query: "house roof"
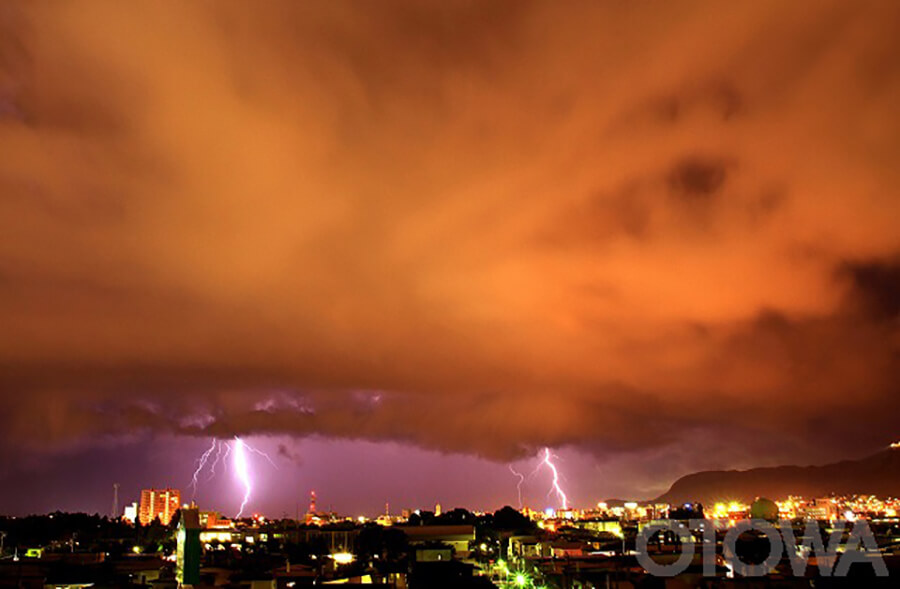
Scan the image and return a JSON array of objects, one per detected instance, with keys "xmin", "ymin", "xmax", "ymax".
[{"xmin": 403, "ymin": 524, "xmax": 476, "ymax": 542}]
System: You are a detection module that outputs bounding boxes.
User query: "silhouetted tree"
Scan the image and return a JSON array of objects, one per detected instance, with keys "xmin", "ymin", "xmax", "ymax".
[{"xmin": 492, "ymin": 506, "xmax": 534, "ymax": 532}]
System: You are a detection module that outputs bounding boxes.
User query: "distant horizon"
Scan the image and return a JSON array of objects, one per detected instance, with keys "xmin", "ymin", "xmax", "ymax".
[{"xmin": 2, "ymin": 435, "xmax": 894, "ymax": 519}]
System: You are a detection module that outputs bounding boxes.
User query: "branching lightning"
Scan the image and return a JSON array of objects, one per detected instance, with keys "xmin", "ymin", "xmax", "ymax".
[
  {"xmin": 508, "ymin": 465, "xmax": 526, "ymax": 508},
  {"xmin": 208, "ymin": 440, "xmax": 228, "ymax": 479},
  {"xmin": 244, "ymin": 442, "xmax": 278, "ymax": 469},
  {"xmin": 187, "ymin": 436, "xmax": 277, "ymax": 517},
  {"xmin": 508, "ymin": 447, "xmax": 571, "ymax": 511},
  {"xmin": 541, "ymin": 447, "xmax": 569, "ymax": 510},
  {"xmin": 219, "ymin": 441, "xmax": 232, "ymax": 474},
  {"xmin": 190, "ymin": 439, "xmax": 218, "ymax": 499}
]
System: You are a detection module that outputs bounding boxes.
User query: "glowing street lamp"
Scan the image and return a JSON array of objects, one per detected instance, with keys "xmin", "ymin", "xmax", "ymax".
[{"xmin": 331, "ymin": 552, "xmax": 354, "ymax": 565}]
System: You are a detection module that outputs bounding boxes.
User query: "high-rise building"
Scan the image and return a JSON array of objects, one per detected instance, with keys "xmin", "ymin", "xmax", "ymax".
[
  {"xmin": 123, "ymin": 502, "xmax": 139, "ymax": 524},
  {"xmin": 139, "ymin": 488, "xmax": 181, "ymax": 525},
  {"xmin": 176, "ymin": 508, "xmax": 201, "ymax": 586}
]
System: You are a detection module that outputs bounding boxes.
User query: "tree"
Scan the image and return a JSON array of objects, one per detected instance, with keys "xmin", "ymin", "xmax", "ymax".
[{"xmin": 492, "ymin": 506, "xmax": 534, "ymax": 532}]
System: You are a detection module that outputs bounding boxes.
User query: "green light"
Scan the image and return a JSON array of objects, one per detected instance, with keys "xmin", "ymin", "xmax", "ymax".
[{"xmin": 515, "ymin": 573, "xmax": 527, "ymax": 587}]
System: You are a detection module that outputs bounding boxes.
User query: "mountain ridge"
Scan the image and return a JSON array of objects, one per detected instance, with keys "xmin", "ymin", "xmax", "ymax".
[{"xmin": 655, "ymin": 448, "xmax": 900, "ymax": 506}]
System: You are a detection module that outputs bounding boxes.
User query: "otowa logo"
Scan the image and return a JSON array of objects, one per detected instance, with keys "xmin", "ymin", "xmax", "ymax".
[{"xmin": 636, "ymin": 519, "xmax": 888, "ymax": 577}]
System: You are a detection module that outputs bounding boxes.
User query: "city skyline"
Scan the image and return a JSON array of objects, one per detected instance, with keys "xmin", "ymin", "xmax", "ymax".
[
  {"xmin": 6, "ymin": 435, "xmax": 900, "ymax": 520},
  {"xmin": 2, "ymin": 0, "xmax": 900, "ymax": 520},
  {"xmin": 1, "ymin": 436, "xmax": 653, "ymax": 518}
]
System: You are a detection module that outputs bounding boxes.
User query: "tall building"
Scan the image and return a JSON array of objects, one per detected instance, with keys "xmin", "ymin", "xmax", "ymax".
[
  {"xmin": 176, "ymin": 508, "xmax": 201, "ymax": 586},
  {"xmin": 139, "ymin": 488, "xmax": 181, "ymax": 525}
]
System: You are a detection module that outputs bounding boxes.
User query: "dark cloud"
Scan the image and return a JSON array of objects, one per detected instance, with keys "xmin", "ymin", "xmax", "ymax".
[
  {"xmin": 277, "ymin": 443, "xmax": 303, "ymax": 466},
  {"xmin": 667, "ymin": 156, "xmax": 729, "ymax": 201},
  {"xmin": 841, "ymin": 259, "xmax": 900, "ymax": 319},
  {"xmin": 1, "ymin": 0, "xmax": 899, "ymax": 495}
]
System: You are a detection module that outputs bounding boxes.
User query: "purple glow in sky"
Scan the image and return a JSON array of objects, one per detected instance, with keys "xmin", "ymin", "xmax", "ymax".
[{"xmin": 0, "ymin": 432, "xmax": 826, "ymax": 517}]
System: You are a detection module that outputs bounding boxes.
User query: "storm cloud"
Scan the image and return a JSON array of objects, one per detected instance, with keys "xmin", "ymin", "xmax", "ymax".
[{"xmin": 1, "ymin": 0, "xmax": 899, "ymax": 482}]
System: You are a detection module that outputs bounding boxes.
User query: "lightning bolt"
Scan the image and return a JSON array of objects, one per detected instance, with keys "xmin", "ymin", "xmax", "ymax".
[
  {"xmin": 244, "ymin": 442, "xmax": 278, "ymax": 468},
  {"xmin": 187, "ymin": 436, "xmax": 277, "ymax": 518},
  {"xmin": 231, "ymin": 436, "xmax": 277, "ymax": 518},
  {"xmin": 219, "ymin": 440, "xmax": 232, "ymax": 473},
  {"xmin": 508, "ymin": 465, "xmax": 526, "ymax": 509},
  {"xmin": 541, "ymin": 447, "xmax": 569, "ymax": 510},
  {"xmin": 208, "ymin": 440, "xmax": 227, "ymax": 479},
  {"xmin": 233, "ymin": 437, "xmax": 252, "ymax": 518},
  {"xmin": 190, "ymin": 439, "xmax": 218, "ymax": 499}
]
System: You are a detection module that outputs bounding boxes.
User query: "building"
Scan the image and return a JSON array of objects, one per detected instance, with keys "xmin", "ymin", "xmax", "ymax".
[
  {"xmin": 508, "ymin": 535, "xmax": 552, "ymax": 559},
  {"xmin": 199, "ymin": 511, "xmax": 230, "ymax": 529},
  {"xmin": 414, "ymin": 546, "xmax": 453, "ymax": 562},
  {"xmin": 123, "ymin": 502, "xmax": 138, "ymax": 524},
  {"xmin": 139, "ymin": 488, "xmax": 181, "ymax": 525},
  {"xmin": 176, "ymin": 508, "xmax": 201, "ymax": 586},
  {"xmin": 574, "ymin": 518, "xmax": 624, "ymax": 538},
  {"xmin": 403, "ymin": 525, "xmax": 475, "ymax": 559},
  {"xmin": 804, "ymin": 498, "xmax": 839, "ymax": 520}
]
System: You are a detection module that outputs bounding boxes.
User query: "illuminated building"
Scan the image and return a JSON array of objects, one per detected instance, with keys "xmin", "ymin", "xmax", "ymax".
[
  {"xmin": 803, "ymin": 498, "xmax": 839, "ymax": 520},
  {"xmin": 576, "ymin": 518, "xmax": 623, "ymax": 538},
  {"xmin": 176, "ymin": 508, "xmax": 201, "ymax": 586},
  {"xmin": 509, "ymin": 535, "xmax": 552, "ymax": 559},
  {"xmin": 123, "ymin": 502, "xmax": 138, "ymax": 524},
  {"xmin": 138, "ymin": 488, "xmax": 181, "ymax": 525},
  {"xmin": 199, "ymin": 529, "xmax": 233, "ymax": 544},
  {"xmin": 199, "ymin": 511, "xmax": 230, "ymax": 529}
]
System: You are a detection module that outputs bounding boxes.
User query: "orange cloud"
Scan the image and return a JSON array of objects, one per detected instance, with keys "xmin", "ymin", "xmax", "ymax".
[{"xmin": 0, "ymin": 0, "xmax": 898, "ymax": 471}]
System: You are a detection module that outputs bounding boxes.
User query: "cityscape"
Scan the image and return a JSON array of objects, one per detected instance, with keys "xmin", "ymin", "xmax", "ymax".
[
  {"xmin": 2, "ymin": 0, "xmax": 900, "ymax": 587},
  {"xmin": 3, "ymin": 445, "xmax": 900, "ymax": 586}
]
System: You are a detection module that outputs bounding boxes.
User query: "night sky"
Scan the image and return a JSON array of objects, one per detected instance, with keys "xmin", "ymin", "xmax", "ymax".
[{"xmin": 1, "ymin": 1, "xmax": 899, "ymax": 517}]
